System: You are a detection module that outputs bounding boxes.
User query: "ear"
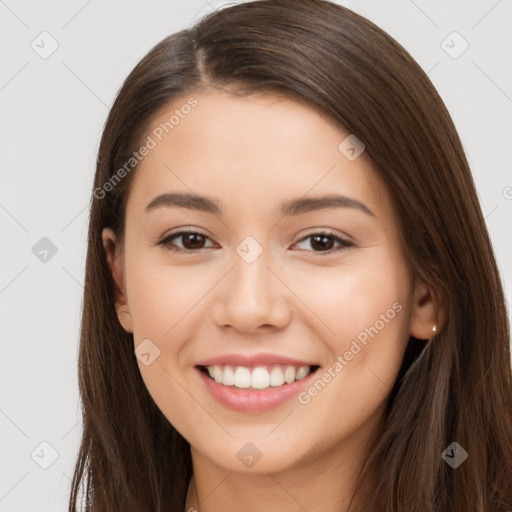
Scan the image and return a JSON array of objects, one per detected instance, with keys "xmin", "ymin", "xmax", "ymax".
[
  {"xmin": 101, "ymin": 228, "xmax": 133, "ymax": 333},
  {"xmin": 409, "ymin": 276, "xmax": 447, "ymax": 340}
]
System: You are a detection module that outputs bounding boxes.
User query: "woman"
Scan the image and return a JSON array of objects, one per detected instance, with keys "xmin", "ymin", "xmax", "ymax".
[{"xmin": 69, "ymin": 1, "xmax": 512, "ymax": 511}]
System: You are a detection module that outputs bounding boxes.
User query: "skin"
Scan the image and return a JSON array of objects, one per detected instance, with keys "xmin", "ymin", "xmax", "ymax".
[{"xmin": 102, "ymin": 87, "xmax": 444, "ymax": 512}]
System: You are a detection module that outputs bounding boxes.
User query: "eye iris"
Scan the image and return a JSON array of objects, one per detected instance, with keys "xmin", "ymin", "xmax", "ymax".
[
  {"xmin": 311, "ymin": 234, "xmax": 334, "ymax": 251},
  {"xmin": 183, "ymin": 233, "xmax": 206, "ymax": 249}
]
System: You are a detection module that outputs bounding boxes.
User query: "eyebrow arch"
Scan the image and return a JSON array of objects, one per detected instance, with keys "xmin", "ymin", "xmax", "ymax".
[{"xmin": 144, "ymin": 192, "xmax": 375, "ymax": 217}]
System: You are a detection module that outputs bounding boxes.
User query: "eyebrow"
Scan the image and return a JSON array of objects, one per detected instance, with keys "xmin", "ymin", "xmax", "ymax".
[{"xmin": 144, "ymin": 192, "xmax": 375, "ymax": 217}]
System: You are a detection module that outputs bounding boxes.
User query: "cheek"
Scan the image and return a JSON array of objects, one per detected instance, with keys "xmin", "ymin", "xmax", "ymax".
[
  {"xmin": 293, "ymin": 249, "xmax": 411, "ymax": 352},
  {"xmin": 124, "ymin": 257, "xmax": 209, "ymax": 438},
  {"xmin": 125, "ymin": 254, "xmax": 216, "ymax": 345},
  {"xmin": 291, "ymin": 250, "xmax": 412, "ymax": 417}
]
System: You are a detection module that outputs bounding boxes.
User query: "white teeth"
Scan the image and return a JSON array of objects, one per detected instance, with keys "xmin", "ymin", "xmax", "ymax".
[
  {"xmin": 251, "ymin": 367, "xmax": 270, "ymax": 389},
  {"xmin": 284, "ymin": 366, "xmax": 296, "ymax": 384},
  {"xmin": 213, "ymin": 365, "xmax": 223, "ymax": 383},
  {"xmin": 295, "ymin": 366, "xmax": 310, "ymax": 380},
  {"xmin": 223, "ymin": 365, "xmax": 235, "ymax": 386},
  {"xmin": 203, "ymin": 364, "xmax": 313, "ymax": 390},
  {"xmin": 269, "ymin": 367, "xmax": 285, "ymax": 386},
  {"xmin": 233, "ymin": 366, "xmax": 251, "ymax": 388}
]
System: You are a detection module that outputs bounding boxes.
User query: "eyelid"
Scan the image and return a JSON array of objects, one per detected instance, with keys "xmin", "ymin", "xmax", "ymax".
[
  {"xmin": 156, "ymin": 228, "xmax": 216, "ymax": 252},
  {"xmin": 156, "ymin": 227, "xmax": 354, "ymax": 255},
  {"xmin": 296, "ymin": 228, "xmax": 353, "ymax": 244},
  {"xmin": 293, "ymin": 230, "xmax": 354, "ymax": 255}
]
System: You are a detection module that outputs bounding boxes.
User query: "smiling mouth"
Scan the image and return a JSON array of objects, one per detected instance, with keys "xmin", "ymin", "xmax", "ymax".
[{"xmin": 197, "ymin": 364, "xmax": 321, "ymax": 391}]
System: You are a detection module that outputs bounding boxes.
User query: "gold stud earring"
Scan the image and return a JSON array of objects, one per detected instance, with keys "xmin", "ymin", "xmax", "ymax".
[{"xmin": 432, "ymin": 324, "xmax": 437, "ymax": 333}]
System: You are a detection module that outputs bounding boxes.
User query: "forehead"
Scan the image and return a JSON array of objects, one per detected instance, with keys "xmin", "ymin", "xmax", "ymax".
[{"xmin": 125, "ymin": 88, "xmax": 390, "ymax": 221}]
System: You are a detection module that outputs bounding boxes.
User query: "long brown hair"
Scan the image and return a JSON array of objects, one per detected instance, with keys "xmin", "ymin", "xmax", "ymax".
[{"xmin": 69, "ymin": 1, "xmax": 512, "ymax": 510}]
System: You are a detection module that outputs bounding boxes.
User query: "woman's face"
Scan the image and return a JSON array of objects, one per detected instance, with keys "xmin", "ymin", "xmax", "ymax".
[{"xmin": 103, "ymin": 88, "xmax": 434, "ymax": 475}]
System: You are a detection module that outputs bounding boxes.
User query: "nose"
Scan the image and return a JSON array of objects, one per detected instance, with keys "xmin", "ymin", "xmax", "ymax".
[{"xmin": 211, "ymin": 248, "xmax": 292, "ymax": 334}]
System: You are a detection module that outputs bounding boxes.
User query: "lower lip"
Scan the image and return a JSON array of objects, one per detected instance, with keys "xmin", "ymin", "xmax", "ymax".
[{"xmin": 196, "ymin": 367, "xmax": 317, "ymax": 413}]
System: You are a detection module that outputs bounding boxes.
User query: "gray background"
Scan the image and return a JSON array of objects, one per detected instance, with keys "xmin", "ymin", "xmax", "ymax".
[{"xmin": 1, "ymin": 0, "xmax": 511, "ymax": 510}]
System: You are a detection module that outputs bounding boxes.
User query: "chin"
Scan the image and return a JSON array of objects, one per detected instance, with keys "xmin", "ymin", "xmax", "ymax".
[{"xmin": 190, "ymin": 434, "xmax": 317, "ymax": 475}]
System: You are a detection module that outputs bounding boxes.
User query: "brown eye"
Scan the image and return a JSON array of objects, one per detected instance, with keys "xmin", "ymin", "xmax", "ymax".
[
  {"xmin": 180, "ymin": 232, "xmax": 207, "ymax": 250},
  {"xmin": 293, "ymin": 232, "xmax": 354, "ymax": 255},
  {"xmin": 157, "ymin": 230, "xmax": 354, "ymax": 255},
  {"xmin": 310, "ymin": 234, "xmax": 335, "ymax": 251},
  {"xmin": 158, "ymin": 231, "xmax": 215, "ymax": 253}
]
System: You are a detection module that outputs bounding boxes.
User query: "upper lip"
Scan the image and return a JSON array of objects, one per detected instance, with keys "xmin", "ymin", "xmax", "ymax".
[{"xmin": 196, "ymin": 352, "xmax": 318, "ymax": 368}]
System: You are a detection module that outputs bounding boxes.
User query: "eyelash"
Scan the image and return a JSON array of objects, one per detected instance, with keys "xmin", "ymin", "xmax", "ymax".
[{"xmin": 156, "ymin": 229, "xmax": 354, "ymax": 256}]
